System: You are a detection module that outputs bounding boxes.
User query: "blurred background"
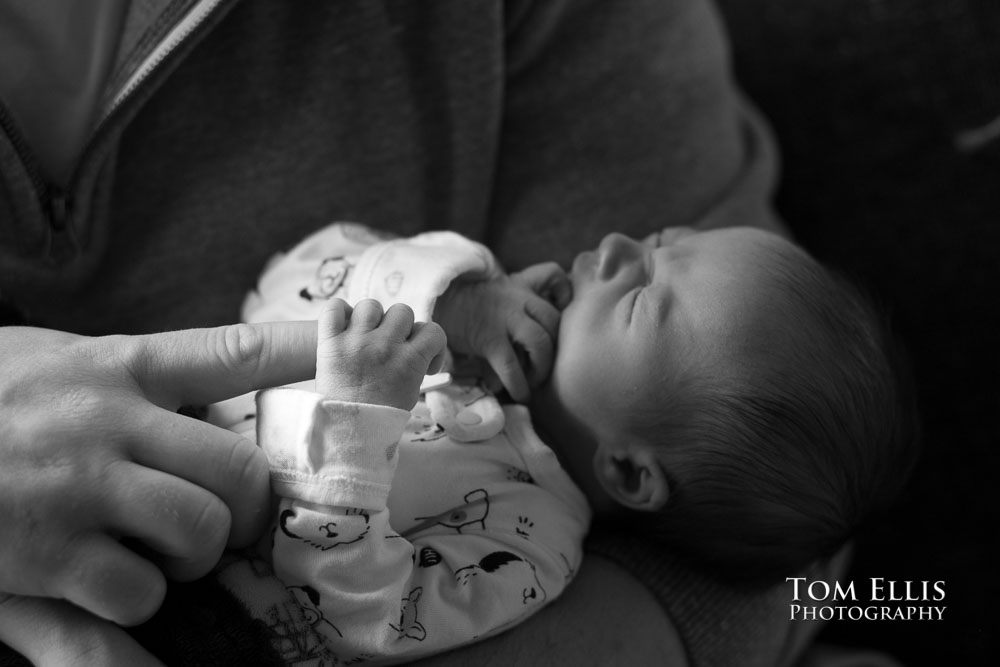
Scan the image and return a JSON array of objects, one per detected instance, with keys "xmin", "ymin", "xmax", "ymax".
[{"xmin": 715, "ymin": 0, "xmax": 997, "ymax": 664}]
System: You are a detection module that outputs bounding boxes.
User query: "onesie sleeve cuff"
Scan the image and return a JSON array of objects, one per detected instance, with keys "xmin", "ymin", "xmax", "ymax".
[
  {"xmin": 256, "ymin": 387, "xmax": 410, "ymax": 510},
  {"xmin": 347, "ymin": 231, "xmax": 502, "ymax": 321}
]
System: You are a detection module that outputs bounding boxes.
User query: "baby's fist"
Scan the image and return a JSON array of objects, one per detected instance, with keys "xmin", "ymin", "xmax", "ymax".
[{"xmin": 316, "ymin": 299, "xmax": 446, "ymax": 410}]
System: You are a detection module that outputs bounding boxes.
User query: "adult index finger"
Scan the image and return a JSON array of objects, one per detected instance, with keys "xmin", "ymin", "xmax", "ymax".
[{"xmin": 125, "ymin": 321, "xmax": 318, "ymax": 408}]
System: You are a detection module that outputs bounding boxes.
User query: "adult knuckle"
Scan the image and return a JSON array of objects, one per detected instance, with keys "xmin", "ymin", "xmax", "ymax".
[
  {"xmin": 222, "ymin": 323, "xmax": 266, "ymax": 368},
  {"xmin": 0, "ymin": 504, "xmax": 64, "ymax": 594},
  {"xmin": 96, "ymin": 334, "xmax": 145, "ymax": 379},
  {"xmin": 208, "ymin": 324, "xmax": 267, "ymax": 384},
  {"xmin": 47, "ymin": 534, "xmax": 92, "ymax": 598},
  {"xmin": 226, "ymin": 437, "xmax": 269, "ymax": 493},
  {"xmin": 56, "ymin": 632, "xmax": 120, "ymax": 666},
  {"xmin": 191, "ymin": 496, "xmax": 231, "ymax": 551}
]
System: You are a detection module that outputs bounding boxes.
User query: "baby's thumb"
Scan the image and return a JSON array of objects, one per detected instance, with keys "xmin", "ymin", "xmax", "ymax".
[{"xmin": 484, "ymin": 340, "xmax": 530, "ymax": 403}]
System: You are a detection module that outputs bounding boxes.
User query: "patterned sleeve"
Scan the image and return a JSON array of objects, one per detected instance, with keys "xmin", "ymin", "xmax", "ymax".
[
  {"xmin": 241, "ymin": 222, "xmax": 501, "ymax": 325},
  {"xmin": 258, "ymin": 387, "xmax": 584, "ymax": 664}
]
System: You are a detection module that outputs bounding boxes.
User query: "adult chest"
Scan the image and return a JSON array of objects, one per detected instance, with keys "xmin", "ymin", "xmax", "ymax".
[{"xmin": 0, "ymin": 1, "xmax": 504, "ymax": 333}]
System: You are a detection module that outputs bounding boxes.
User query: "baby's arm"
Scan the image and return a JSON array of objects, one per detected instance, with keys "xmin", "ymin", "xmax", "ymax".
[
  {"xmin": 240, "ymin": 223, "xmax": 570, "ymax": 401},
  {"xmin": 434, "ymin": 262, "xmax": 571, "ymax": 402},
  {"xmin": 262, "ymin": 298, "xmax": 583, "ymax": 663}
]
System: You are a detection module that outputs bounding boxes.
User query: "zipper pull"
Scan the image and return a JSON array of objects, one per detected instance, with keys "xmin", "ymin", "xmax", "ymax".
[
  {"xmin": 48, "ymin": 190, "xmax": 69, "ymax": 231},
  {"xmin": 45, "ymin": 189, "xmax": 77, "ymax": 263}
]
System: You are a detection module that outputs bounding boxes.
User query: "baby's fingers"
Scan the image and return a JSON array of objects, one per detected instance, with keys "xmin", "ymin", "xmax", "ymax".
[
  {"xmin": 523, "ymin": 293, "xmax": 561, "ymax": 343},
  {"xmin": 513, "ymin": 262, "xmax": 573, "ymax": 310},
  {"xmin": 318, "ymin": 298, "xmax": 352, "ymax": 342},
  {"xmin": 482, "ymin": 337, "xmax": 531, "ymax": 404},
  {"xmin": 508, "ymin": 311, "xmax": 556, "ymax": 390},
  {"xmin": 408, "ymin": 321, "xmax": 448, "ymax": 375}
]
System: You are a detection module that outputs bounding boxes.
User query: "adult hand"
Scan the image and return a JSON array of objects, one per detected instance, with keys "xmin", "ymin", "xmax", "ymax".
[
  {"xmin": 434, "ymin": 262, "xmax": 571, "ymax": 402},
  {"xmin": 0, "ymin": 322, "xmax": 317, "ymax": 626},
  {"xmin": 0, "ymin": 595, "xmax": 164, "ymax": 667},
  {"xmin": 316, "ymin": 299, "xmax": 447, "ymax": 410}
]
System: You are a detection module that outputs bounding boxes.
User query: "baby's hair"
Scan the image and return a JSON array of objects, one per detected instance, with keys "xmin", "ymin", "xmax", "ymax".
[{"xmin": 624, "ymin": 243, "xmax": 920, "ymax": 583}]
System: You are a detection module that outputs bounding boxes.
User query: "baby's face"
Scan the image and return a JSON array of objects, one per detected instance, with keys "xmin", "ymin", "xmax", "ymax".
[{"xmin": 543, "ymin": 226, "xmax": 792, "ymax": 451}]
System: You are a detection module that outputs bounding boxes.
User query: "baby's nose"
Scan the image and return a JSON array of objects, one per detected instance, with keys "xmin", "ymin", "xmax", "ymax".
[{"xmin": 597, "ymin": 233, "xmax": 642, "ymax": 278}]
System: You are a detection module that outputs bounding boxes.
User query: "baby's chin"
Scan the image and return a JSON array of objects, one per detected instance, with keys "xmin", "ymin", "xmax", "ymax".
[{"xmin": 527, "ymin": 369, "xmax": 557, "ymax": 412}]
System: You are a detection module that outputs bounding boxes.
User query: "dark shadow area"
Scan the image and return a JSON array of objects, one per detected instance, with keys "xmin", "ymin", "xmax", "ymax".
[{"xmin": 717, "ymin": 1, "xmax": 997, "ymax": 664}]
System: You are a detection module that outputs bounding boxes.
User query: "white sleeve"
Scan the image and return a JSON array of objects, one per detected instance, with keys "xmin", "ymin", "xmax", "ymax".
[
  {"xmin": 241, "ymin": 221, "xmax": 394, "ymax": 324},
  {"xmin": 346, "ymin": 231, "xmax": 502, "ymax": 322},
  {"xmin": 243, "ymin": 224, "xmax": 502, "ymax": 325},
  {"xmin": 213, "ymin": 225, "xmax": 498, "ymax": 433},
  {"xmin": 258, "ymin": 387, "xmax": 583, "ymax": 665}
]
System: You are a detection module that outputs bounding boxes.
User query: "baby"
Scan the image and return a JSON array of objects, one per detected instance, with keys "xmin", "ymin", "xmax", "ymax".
[{"xmin": 211, "ymin": 222, "xmax": 917, "ymax": 665}]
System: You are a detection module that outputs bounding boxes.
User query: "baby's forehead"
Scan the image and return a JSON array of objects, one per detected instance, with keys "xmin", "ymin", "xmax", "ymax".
[{"xmin": 641, "ymin": 264, "xmax": 797, "ymax": 362}]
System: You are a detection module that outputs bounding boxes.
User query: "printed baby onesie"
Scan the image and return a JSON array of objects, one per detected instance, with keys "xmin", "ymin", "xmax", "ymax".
[{"xmin": 213, "ymin": 223, "xmax": 591, "ymax": 665}]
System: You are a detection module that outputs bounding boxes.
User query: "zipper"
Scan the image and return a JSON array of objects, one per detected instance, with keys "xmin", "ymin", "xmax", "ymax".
[
  {"xmin": 105, "ymin": 0, "xmax": 226, "ymax": 122},
  {"xmin": 70, "ymin": 0, "xmax": 229, "ymax": 190},
  {"xmin": 66, "ymin": 0, "xmax": 229, "ymax": 200},
  {"xmin": 0, "ymin": 99, "xmax": 72, "ymax": 247},
  {"xmin": 0, "ymin": 99, "xmax": 50, "ymax": 211},
  {"xmin": 0, "ymin": 0, "xmax": 227, "ymax": 250}
]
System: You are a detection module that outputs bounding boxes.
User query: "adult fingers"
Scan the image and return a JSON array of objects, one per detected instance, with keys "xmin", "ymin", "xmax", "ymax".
[
  {"xmin": 0, "ymin": 596, "xmax": 164, "ymax": 667},
  {"xmin": 54, "ymin": 535, "xmax": 167, "ymax": 626},
  {"xmin": 123, "ymin": 320, "xmax": 318, "ymax": 409},
  {"xmin": 127, "ymin": 408, "xmax": 270, "ymax": 550},
  {"xmin": 105, "ymin": 462, "xmax": 232, "ymax": 582}
]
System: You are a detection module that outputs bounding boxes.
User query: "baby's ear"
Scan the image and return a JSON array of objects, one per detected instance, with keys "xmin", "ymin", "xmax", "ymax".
[{"xmin": 593, "ymin": 446, "xmax": 669, "ymax": 512}]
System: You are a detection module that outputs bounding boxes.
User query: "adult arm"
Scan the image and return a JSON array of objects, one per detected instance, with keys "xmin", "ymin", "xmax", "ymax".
[{"xmin": 411, "ymin": 554, "xmax": 689, "ymax": 666}]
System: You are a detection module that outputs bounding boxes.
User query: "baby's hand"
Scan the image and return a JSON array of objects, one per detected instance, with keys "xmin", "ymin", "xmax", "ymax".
[
  {"xmin": 316, "ymin": 299, "xmax": 447, "ymax": 410},
  {"xmin": 434, "ymin": 262, "xmax": 571, "ymax": 402}
]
